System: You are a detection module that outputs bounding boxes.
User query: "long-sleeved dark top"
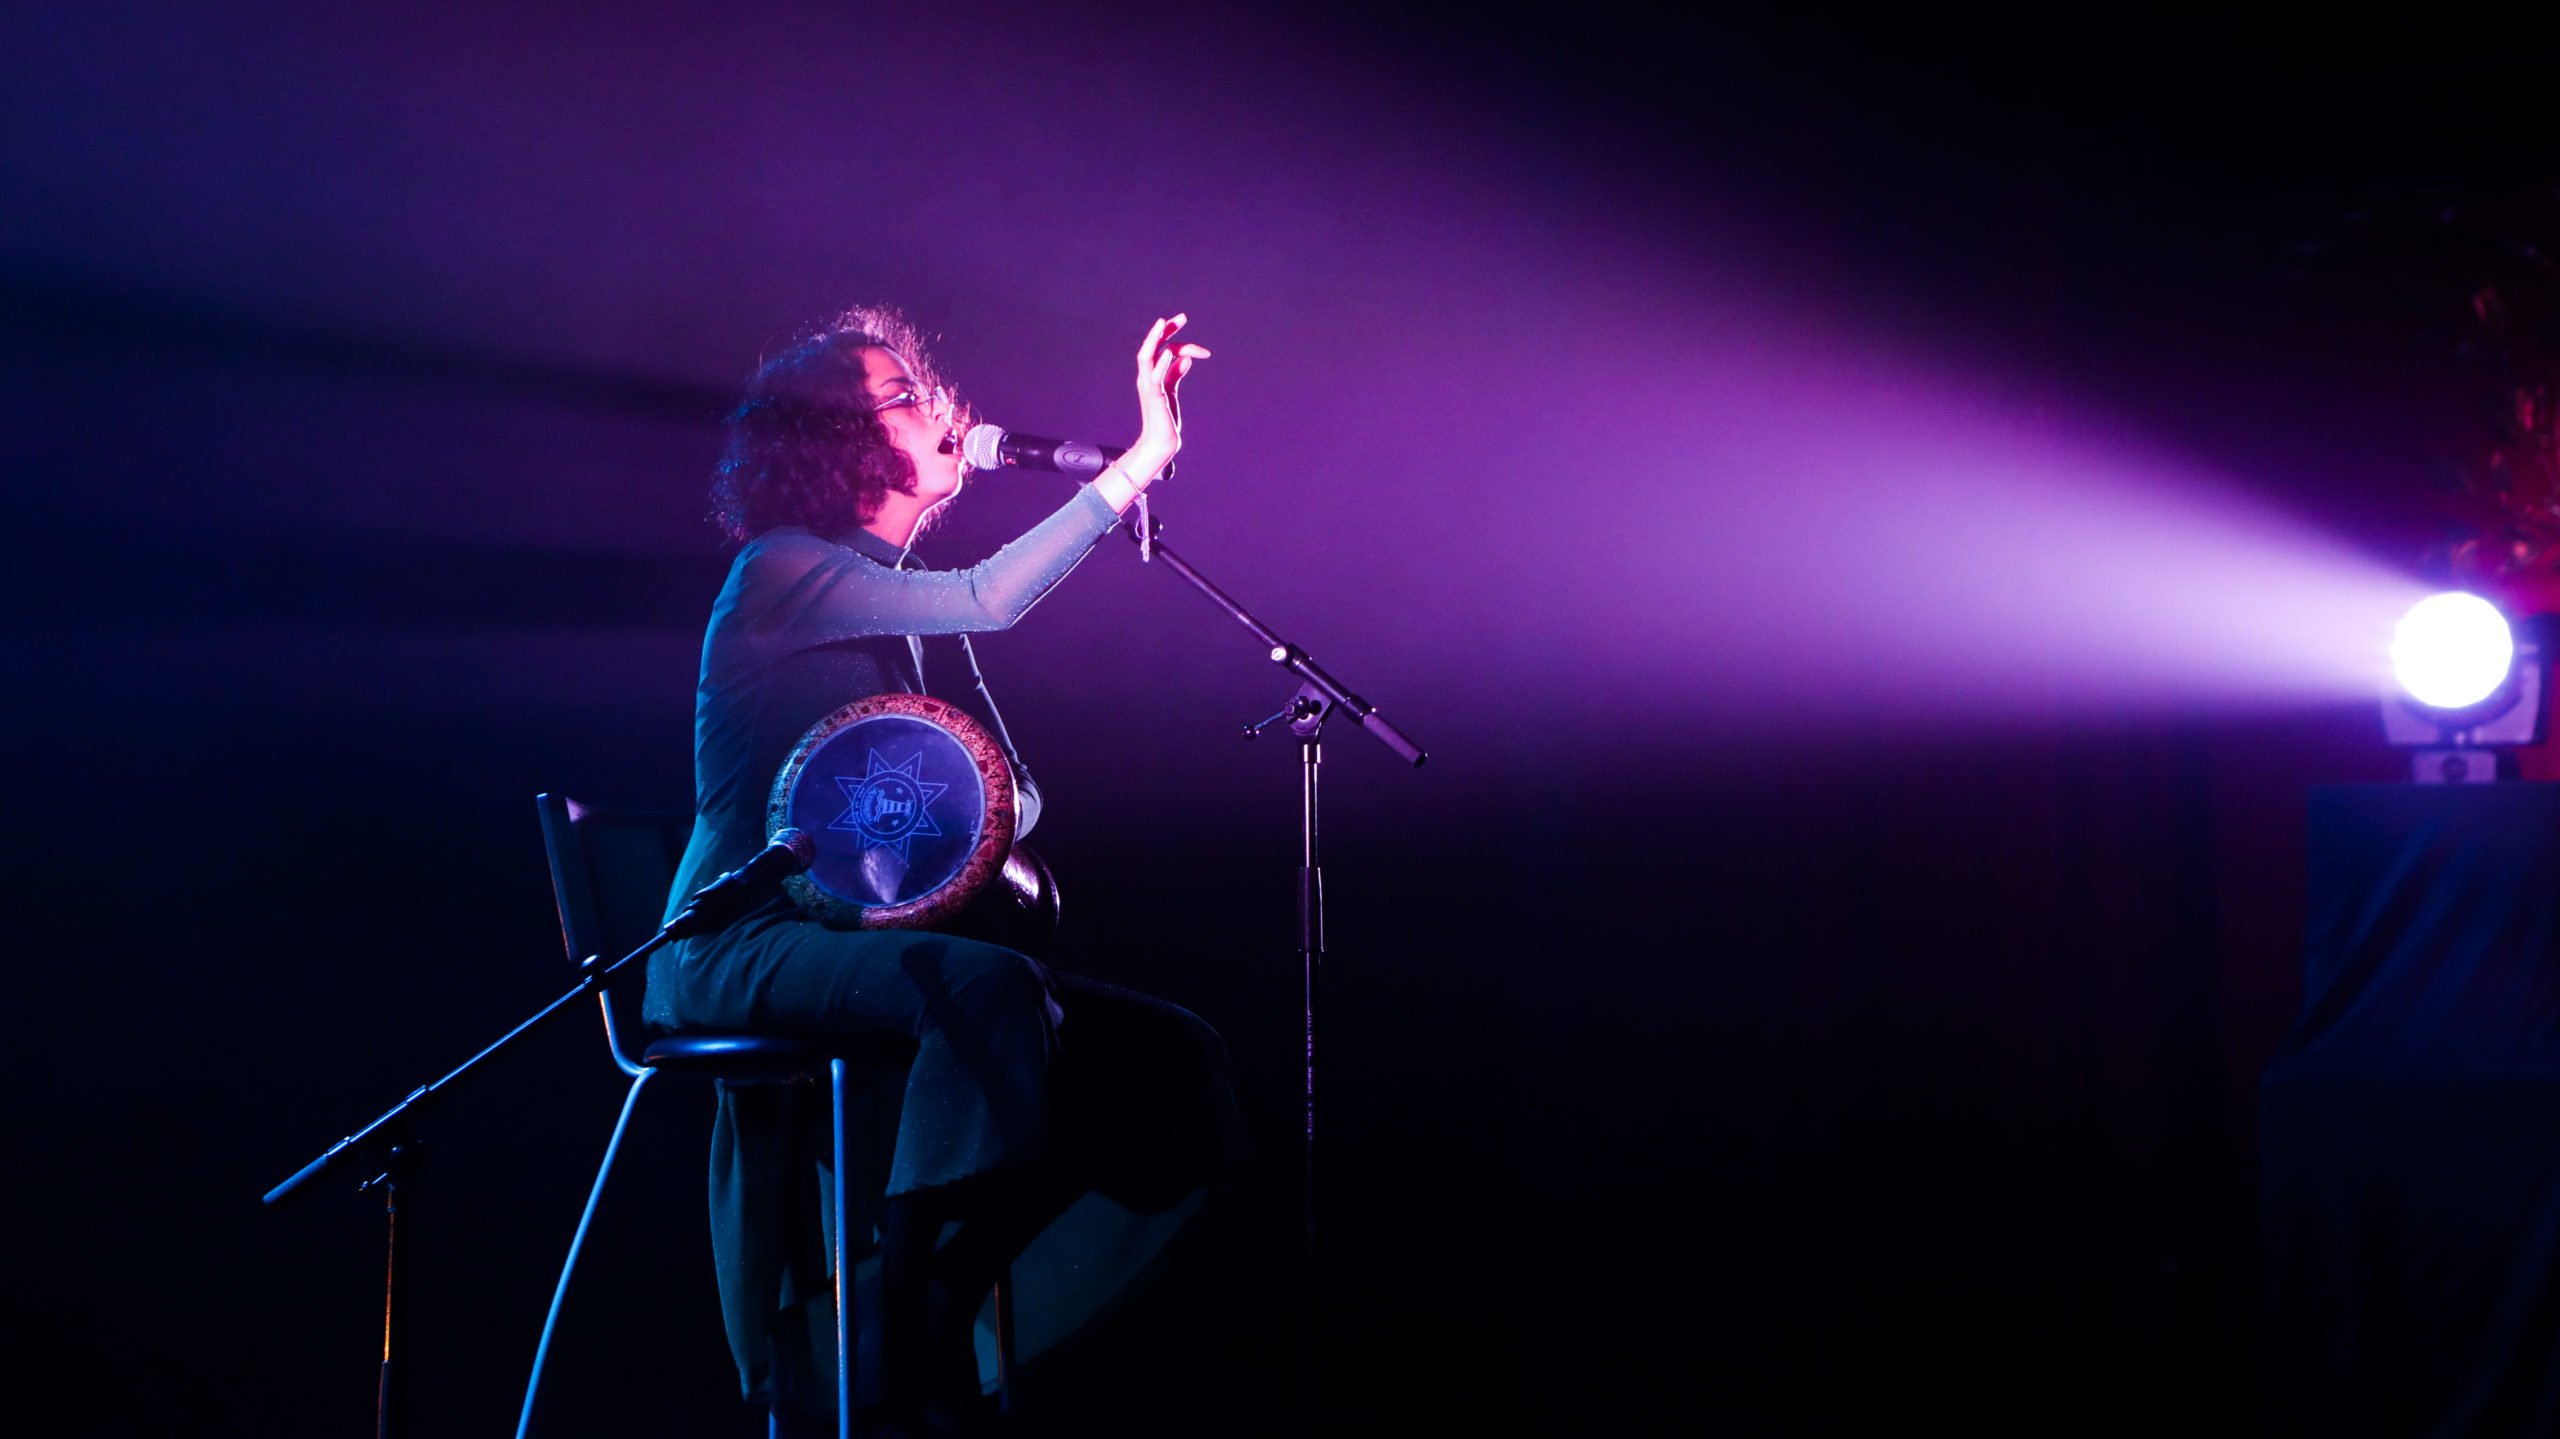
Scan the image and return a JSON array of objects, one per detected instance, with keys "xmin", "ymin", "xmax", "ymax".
[{"xmin": 662, "ymin": 483, "xmax": 1121, "ymax": 921}]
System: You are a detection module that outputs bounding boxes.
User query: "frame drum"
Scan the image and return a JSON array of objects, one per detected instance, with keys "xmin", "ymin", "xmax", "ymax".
[{"xmin": 767, "ymin": 693, "xmax": 1016, "ymax": 929}]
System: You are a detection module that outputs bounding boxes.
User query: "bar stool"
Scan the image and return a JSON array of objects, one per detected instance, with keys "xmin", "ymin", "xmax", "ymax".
[{"xmin": 519, "ymin": 794, "xmax": 1012, "ymax": 1439}]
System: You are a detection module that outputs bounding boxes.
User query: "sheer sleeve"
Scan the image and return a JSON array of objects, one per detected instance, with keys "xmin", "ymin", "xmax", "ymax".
[{"xmin": 738, "ymin": 483, "xmax": 1120, "ymax": 644}]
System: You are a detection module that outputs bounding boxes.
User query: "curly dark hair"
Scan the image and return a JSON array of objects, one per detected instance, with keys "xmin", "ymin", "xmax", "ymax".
[{"xmin": 708, "ymin": 305, "xmax": 963, "ymax": 541}]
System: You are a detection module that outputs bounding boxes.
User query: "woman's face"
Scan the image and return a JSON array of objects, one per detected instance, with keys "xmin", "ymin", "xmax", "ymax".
[{"xmin": 859, "ymin": 345, "xmax": 963, "ymax": 505}]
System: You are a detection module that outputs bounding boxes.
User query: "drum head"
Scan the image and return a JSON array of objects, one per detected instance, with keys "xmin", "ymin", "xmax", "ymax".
[{"xmin": 768, "ymin": 693, "xmax": 1016, "ymax": 929}]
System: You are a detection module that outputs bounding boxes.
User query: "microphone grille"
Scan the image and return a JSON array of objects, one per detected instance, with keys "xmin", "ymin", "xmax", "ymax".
[
  {"xmin": 960, "ymin": 423, "xmax": 1006, "ymax": 471},
  {"xmin": 773, "ymin": 828, "xmax": 816, "ymax": 868}
]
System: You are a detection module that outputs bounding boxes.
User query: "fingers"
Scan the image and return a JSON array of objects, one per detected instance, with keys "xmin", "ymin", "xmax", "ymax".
[
  {"xmin": 1137, "ymin": 314, "xmax": 1209, "ymax": 416},
  {"xmin": 1137, "ymin": 314, "xmax": 1180, "ymax": 366},
  {"xmin": 1136, "ymin": 315, "xmax": 1207, "ymax": 360}
]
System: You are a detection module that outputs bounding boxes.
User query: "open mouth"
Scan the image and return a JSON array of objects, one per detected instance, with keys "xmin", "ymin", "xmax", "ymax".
[{"xmin": 935, "ymin": 430, "xmax": 958, "ymax": 456}]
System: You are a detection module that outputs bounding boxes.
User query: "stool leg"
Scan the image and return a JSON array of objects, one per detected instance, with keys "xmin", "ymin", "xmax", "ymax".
[
  {"xmin": 515, "ymin": 1067, "xmax": 653, "ymax": 1439},
  {"xmin": 831, "ymin": 1058, "xmax": 853, "ymax": 1439}
]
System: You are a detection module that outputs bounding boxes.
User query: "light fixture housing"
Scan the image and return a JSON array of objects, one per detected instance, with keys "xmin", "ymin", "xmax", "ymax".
[{"xmin": 2381, "ymin": 593, "xmax": 2548, "ymax": 780}]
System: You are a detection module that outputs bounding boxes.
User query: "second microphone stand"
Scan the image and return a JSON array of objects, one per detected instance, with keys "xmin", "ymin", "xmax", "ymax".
[{"xmin": 259, "ymin": 843, "xmax": 801, "ymax": 1439}]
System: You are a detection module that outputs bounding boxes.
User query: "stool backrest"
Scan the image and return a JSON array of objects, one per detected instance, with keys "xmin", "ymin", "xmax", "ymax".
[{"xmin": 535, "ymin": 793, "xmax": 691, "ymax": 1076}]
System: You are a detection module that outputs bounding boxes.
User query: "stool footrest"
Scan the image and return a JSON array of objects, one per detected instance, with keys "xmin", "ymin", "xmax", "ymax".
[{"xmin": 640, "ymin": 1034, "xmax": 920, "ymax": 1075}]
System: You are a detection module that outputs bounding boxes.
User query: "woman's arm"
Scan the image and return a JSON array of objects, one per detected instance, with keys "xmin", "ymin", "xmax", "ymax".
[
  {"xmin": 745, "ymin": 483, "xmax": 1120, "ymax": 639},
  {"xmin": 741, "ymin": 314, "xmax": 1211, "ymax": 641}
]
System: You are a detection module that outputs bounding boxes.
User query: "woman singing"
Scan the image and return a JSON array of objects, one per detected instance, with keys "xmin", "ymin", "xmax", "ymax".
[{"xmin": 646, "ymin": 308, "xmax": 1243, "ymax": 1436}]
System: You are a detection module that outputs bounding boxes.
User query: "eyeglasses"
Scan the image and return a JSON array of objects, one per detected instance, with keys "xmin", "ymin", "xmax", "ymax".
[{"xmin": 873, "ymin": 385, "xmax": 950, "ymax": 420}]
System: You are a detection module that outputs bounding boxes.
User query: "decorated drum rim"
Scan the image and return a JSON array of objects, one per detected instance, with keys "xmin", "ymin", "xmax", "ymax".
[{"xmin": 767, "ymin": 692, "xmax": 1016, "ymax": 930}]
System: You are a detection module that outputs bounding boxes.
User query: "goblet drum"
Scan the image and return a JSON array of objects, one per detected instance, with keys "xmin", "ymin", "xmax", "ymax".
[{"xmin": 768, "ymin": 693, "xmax": 1017, "ymax": 930}]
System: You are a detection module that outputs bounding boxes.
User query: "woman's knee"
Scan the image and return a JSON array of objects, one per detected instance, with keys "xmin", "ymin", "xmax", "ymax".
[
  {"xmin": 902, "ymin": 937, "xmax": 1052, "ymax": 1029},
  {"xmin": 1055, "ymin": 974, "xmax": 1229, "ymax": 1064}
]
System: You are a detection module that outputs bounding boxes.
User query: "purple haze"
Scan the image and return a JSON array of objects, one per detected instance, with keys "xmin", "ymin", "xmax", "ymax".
[{"xmin": 0, "ymin": 0, "xmax": 2423, "ymax": 755}]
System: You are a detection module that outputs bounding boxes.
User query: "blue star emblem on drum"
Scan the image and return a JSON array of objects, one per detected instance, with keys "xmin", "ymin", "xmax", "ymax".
[
  {"xmin": 773, "ymin": 694, "xmax": 1010, "ymax": 925},
  {"xmin": 828, "ymin": 750, "xmax": 947, "ymax": 859}
]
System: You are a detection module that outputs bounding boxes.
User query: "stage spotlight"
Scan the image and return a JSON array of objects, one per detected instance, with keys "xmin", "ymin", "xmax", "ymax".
[
  {"xmin": 2381, "ymin": 592, "xmax": 2547, "ymax": 782},
  {"xmin": 2392, "ymin": 593, "xmax": 2513, "ymax": 708}
]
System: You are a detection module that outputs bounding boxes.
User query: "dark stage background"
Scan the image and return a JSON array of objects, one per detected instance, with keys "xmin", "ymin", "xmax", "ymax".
[{"xmin": 5, "ymin": 4, "xmax": 2555, "ymax": 1434}]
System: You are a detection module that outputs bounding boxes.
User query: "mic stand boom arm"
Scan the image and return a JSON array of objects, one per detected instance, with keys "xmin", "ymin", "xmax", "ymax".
[
  {"xmin": 261, "ymin": 938, "xmax": 653, "ymax": 1209},
  {"xmin": 1119, "ymin": 515, "xmax": 1428, "ymax": 768},
  {"xmin": 261, "ymin": 872, "xmax": 761, "ymax": 1208}
]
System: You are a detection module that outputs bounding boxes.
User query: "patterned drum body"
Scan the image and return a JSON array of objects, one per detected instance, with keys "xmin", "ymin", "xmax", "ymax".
[{"xmin": 768, "ymin": 693, "xmax": 1017, "ymax": 929}]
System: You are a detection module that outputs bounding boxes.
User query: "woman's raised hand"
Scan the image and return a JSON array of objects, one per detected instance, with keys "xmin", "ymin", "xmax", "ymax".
[{"xmin": 1097, "ymin": 314, "xmax": 1209, "ymax": 512}]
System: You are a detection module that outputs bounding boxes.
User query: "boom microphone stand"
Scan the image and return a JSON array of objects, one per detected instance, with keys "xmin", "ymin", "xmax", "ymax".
[
  {"xmin": 260, "ymin": 834, "xmax": 813, "ymax": 1439},
  {"xmin": 1119, "ymin": 504, "xmax": 1428, "ymax": 1430}
]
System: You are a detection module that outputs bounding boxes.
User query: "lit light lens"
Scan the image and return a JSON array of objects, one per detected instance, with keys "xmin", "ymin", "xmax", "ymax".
[{"xmin": 2391, "ymin": 592, "xmax": 2515, "ymax": 710}]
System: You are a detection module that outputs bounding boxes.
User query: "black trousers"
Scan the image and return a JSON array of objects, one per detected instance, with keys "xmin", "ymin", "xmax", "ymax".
[{"xmin": 647, "ymin": 903, "xmax": 1247, "ymax": 1413}]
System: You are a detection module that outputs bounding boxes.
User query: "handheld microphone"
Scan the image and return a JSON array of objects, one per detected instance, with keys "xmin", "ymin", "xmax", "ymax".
[
  {"xmin": 962, "ymin": 423, "xmax": 1127, "ymax": 478},
  {"xmin": 662, "ymin": 828, "xmax": 816, "ymax": 939}
]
